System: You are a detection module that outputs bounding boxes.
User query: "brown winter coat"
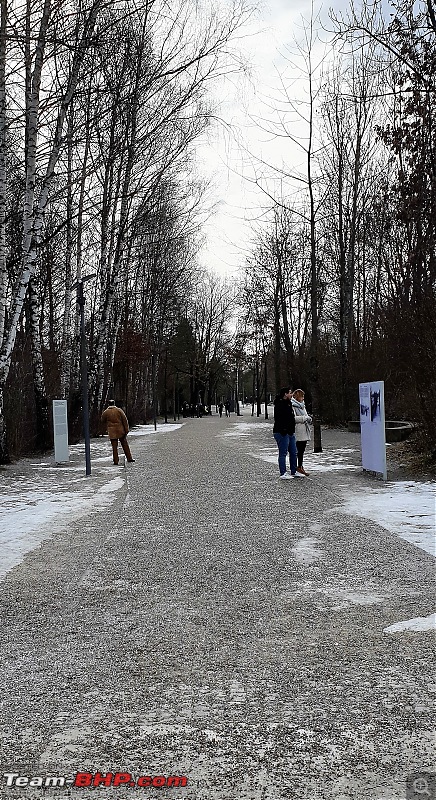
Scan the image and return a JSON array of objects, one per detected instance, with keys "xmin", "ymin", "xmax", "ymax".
[{"xmin": 101, "ymin": 405, "xmax": 129, "ymax": 440}]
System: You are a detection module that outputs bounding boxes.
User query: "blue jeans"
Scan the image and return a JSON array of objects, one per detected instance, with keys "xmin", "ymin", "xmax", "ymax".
[{"xmin": 274, "ymin": 432, "xmax": 297, "ymax": 475}]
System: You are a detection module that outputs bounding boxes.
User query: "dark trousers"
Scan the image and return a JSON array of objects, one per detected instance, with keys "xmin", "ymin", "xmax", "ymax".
[
  {"xmin": 111, "ymin": 435, "xmax": 133, "ymax": 465},
  {"xmin": 296, "ymin": 440, "xmax": 307, "ymax": 467}
]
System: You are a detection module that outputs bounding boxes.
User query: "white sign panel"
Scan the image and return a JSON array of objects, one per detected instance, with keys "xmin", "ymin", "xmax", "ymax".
[
  {"xmin": 52, "ymin": 400, "xmax": 69, "ymax": 463},
  {"xmin": 359, "ymin": 381, "xmax": 387, "ymax": 479}
]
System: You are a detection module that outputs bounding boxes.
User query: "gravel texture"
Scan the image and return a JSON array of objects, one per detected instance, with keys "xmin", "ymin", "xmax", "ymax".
[{"xmin": 0, "ymin": 415, "xmax": 435, "ymax": 800}]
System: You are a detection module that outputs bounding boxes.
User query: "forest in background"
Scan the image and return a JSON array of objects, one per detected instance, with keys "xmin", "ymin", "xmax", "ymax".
[{"xmin": 0, "ymin": 0, "xmax": 435, "ymax": 463}]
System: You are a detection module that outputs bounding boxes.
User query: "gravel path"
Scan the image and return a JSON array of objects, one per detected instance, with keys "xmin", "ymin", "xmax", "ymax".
[{"xmin": 0, "ymin": 415, "xmax": 434, "ymax": 800}]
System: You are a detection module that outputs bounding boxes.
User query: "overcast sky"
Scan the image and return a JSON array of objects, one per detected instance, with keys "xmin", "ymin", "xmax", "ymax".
[{"xmin": 195, "ymin": 0, "xmax": 335, "ymax": 279}]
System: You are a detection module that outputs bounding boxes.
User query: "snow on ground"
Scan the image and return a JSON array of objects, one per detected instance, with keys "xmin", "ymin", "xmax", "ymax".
[
  {"xmin": 0, "ymin": 475, "xmax": 124, "ymax": 579},
  {"xmin": 248, "ymin": 444, "xmax": 361, "ymax": 472},
  {"xmin": 221, "ymin": 422, "xmax": 436, "ymax": 556},
  {"xmin": 220, "ymin": 421, "xmax": 272, "ymax": 438},
  {"xmin": 339, "ymin": 481, "xmax": 435, "ymax": 558},
  {"xmin": 384, "ymin": 613, "xmax": 436, "ymax": 632},
  {"xmin": 221, "ymin": 417, "xmax": 435, "ymax": 631},
  {"xmin": 131, "ymin": 423, "xmax": 184, "ymax": 436},
  {"xmin": 291, "ymin": 537, "xmax": 323, "ymax": 565},
  {"xmin": 221, "ymin": 419, "xmax": 435, "ymax": 560},
  {"xmin": 0, "ymin": 423, "xmax": 184, "ymax": 581}
]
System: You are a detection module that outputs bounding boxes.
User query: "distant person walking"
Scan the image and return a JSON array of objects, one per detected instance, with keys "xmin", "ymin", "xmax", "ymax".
[
  {"xmin": 101, "ymin": 400, "xmax": 135, "ymax": 465},
  {"xmin": 225, "ymin": 401, "xmax": 231, "ymax": 417},
  {"xmin": 292, "ymin": 389, "xmax": 312, "ymax": 476},
  {"xmin": 218, "ymin": 402, "xmax": 224, "ymax": 417},
  {"xmin": 273, "ymin": 387, "xmax": 298, "ymax": 479}
]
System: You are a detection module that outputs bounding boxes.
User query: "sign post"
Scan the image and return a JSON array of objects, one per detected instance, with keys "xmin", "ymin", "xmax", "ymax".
[
  {"xmin": 359, "ymin": 380, "xmax": 387, "ymax": 480},
  {"xmin": 52, "ymin": 400, "xmax": 69, "ymax": 463}
]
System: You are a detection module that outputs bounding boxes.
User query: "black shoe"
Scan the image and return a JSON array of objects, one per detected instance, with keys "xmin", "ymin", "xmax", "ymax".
[{"xmin": 127, "ymin": 459, "xmax": 135, "ymax": 463}]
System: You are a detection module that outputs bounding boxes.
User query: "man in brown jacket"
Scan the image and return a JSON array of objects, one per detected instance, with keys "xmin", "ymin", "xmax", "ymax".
[{"xmin": 100, "ymin": 400, "xmax": 135, "ymax": 465}]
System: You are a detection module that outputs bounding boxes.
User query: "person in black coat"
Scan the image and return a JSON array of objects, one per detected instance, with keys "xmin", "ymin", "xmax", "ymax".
[{"xmin": 273, "ymin": 386, "xmax": 298, "ymax": 479}]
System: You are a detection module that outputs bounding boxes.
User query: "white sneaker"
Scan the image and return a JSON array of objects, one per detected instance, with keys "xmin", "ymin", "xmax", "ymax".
[
  {"xmin": 292, "ymin": 471, "xmax": 305, "ymax": 477},
  {"xmin": 280, "ymin": 472, "xmax": 293, "ymax": 479}
]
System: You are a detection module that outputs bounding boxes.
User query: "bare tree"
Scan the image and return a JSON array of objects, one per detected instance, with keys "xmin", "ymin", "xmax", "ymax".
[{"xmin": 0, "ymin": 0, "xmax": 110, "ymax": 459}]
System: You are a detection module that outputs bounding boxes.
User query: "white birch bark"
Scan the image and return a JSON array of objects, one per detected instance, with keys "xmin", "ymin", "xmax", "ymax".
[
  {"xmin": 0, "ymin": 0, "xmax": 7, "ymax": 347},
  {"xmin": 0, "ymin": 0, "xmax": 106, "ymax": 386},
  {"xmin": 89, "ymin": 33, "xmax": 145, "ymax": 410},
  {"xmin": 59, "ymin": 108, "xmax": 74, "ymax": 399}
]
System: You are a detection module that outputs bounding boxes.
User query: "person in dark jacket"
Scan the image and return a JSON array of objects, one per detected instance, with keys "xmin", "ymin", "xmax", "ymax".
[{"xmin": 273, "ymin": 386, "xmax": 298, "ymax": 479}]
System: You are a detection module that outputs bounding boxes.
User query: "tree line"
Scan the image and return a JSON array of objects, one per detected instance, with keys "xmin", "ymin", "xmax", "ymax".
[
  {"xmin": 0, "ymin": 0, "xmax": 248, "ymax": 461},
  {"xmin": 240, "ymin": 0, "xmax": 436, "ymax": 457},
  {"xmin": 1, "ymin": 0, "xmax": 435, "ymax": 463}
]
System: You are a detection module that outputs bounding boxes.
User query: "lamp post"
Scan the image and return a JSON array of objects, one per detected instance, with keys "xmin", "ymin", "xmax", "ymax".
[{"xmin": 75, "ymin": 275, "xmax": 95, "ymax": 476}]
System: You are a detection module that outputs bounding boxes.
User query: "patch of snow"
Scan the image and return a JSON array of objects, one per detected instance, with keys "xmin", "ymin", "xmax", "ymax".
[
  {"xmin": 340, "ymin": 481, "xmax": 436, "ymax": 557},
  {"xmin": 304, "ymin": 451, "xmax": 360, "ymax": 472},
  {"xmin": 318, "ymin": 588, "xmax": 386, "ymax": 611},
  {"xmin": 0, "ymin": 476, "xmax": 125, "ymax": 581},
  {"xmin": 249, "ymin": 449, "xmax": 279, "ymax": 464},
  {"xmin": 220, "ymin": 421, "xmax": 272, "ymax": 438},
  {"xmin": 282, "ymin": 581, "xmax": 386, "ymax": 610},
  {"xmin": 203, "ymin": 728, "xmax": 220, "ymax": 741},
  {"xmin": 249, "ymin": 446, "xmax": 360, "ymax": 472},
  {"xmin": 140, "ymin": 723, "xmax": 194, "ymax": 737},
  {"xmin": 292, "ymin": 537, "xmax": 323, "ymax": 565},
  {"xmin": 384, "ymin": 613, "xmax": 436, "ymax": 633},
  {"xmin": 1, "ymin": 424, "xmax": 186, "ymax": 581},
  {"xmin": 130, "ymin": 423, "xmax": 184, "ymax": 436}
]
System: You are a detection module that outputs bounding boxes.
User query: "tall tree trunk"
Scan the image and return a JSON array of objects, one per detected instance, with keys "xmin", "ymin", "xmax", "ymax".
[
  {"xmin": 0, "ymin": 0, "xmax": 9, "ymax": 462},
  {"xmin": 273, "ymin": 300, "xmax": 281, "ymax": 392},
  {"xmin": 0, "ymin": 0, "xmax": 6, "ymax": 347},
  {"xmin": 60, "ymin": 108, "xmax": 75, "ymax": 399},
  {"xmin": 307, "ymin": 66, "xmax": 322, "ymax": 452},
  {"xmin": 28, "ymin": 277, "xmax": 51, "ymax": 450},
  {"xmin": 0, "ymin": 0, "xmax": 104, "ymax": 388},
  {"xmin": 89, "ymin": 26, "xmax": 145, "ymax": 419}
]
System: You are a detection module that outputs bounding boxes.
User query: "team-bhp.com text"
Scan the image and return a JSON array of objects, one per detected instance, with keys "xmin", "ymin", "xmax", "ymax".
[{"xmin": 3, "ymin": 773, "xmax": 188, "ymax": 789}]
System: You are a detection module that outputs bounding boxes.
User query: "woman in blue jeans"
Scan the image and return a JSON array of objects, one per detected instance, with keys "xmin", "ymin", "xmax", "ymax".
[{"xmin": 273, "ymin": 386, "xmax": 298, "ymax": 479}]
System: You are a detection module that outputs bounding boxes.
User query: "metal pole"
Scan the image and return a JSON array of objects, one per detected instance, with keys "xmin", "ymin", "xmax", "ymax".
[
  {"xmin": 152, "ymin": 352, "xmax": 157, "ymax": 431},
  {"xmin": 264, "ymin": 358, "xmax": 269, "ymax": 419},
  {"xmin": 164, "ymin": 348, "xmax": 168, "ymax": 423},
  {"xmin": 176, "ymin": 371, "xmax": 180, "ymax": 420},
  {"xmin": 77, "ymin": 281, "xmax": 91, "ymax": 476}
]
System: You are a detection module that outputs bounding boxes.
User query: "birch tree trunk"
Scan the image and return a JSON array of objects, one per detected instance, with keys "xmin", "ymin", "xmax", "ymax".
[
  {"xmin": 60, "ymin": 108, "xmax": 75, "ymax": 400},
  {"xmin": 0, "ymin": 0, "xmax": 8, "ymax": 461},
  {"xmin": 0, "ymin": 0, "xmax": 6, "ymax": 348},
  {"xmin": 89, "ymin": 25, "xmax": 147, "ymax": 421},
  {"xmin": 0, "ymin": 0, "xmax": 106, "ymax": 459}
]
